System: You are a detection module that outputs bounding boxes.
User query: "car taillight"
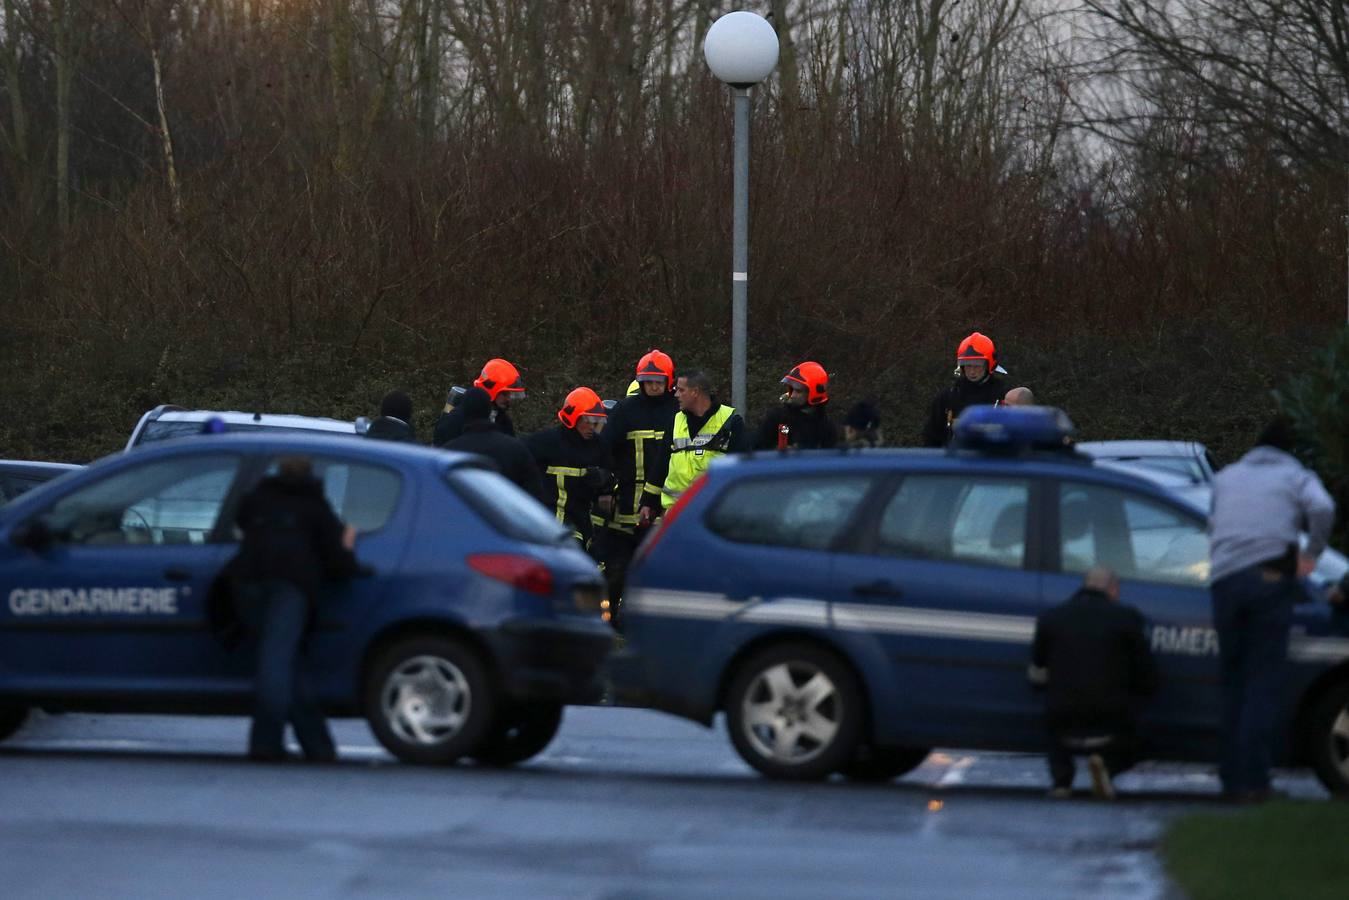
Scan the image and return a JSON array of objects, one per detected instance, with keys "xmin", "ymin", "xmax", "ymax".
[
  {"xmin": 467, "ymin": 554, "xmax": 554, "ymax": 595},
  {"xmin": 633, "ymin": 474, "xmax": 709, "ymax": 566}
]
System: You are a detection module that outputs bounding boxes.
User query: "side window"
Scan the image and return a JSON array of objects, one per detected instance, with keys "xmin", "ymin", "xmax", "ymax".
[
  {"xmin": 707, "ymin": 476, "xmax": 873, "ymax": 550},
  {"xmin": 1059, "ymin": 482, "xmax": 1209, "ymax": 586},
  {"xmin": 41, "ymin": 455, "xmax": 243, "ymax": 546},
  {"xmin": 877, "ymin": 475, "xmax": 1030, "ymax": 569},
  {"xmin": 262, "ymin": 457, "xmax": 402, "ymax": 533}
]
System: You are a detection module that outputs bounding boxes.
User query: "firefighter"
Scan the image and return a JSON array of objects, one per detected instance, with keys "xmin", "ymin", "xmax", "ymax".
[
  {"xmin": 921, "ymin": 332, "xmax": 1008, "ymax": 447},
  {"xmin": 649, "ymin": 369, "xmax": 749, "ymax": 513},
  {"xmin": 753, "ymin": 361, "xmax": 838, "ymax": 450},
  {"xmin": 433, "ymin": 358, "xmax": 526, "ymax": 446},
  {"xmin": 523, "ymin": 387, "xmax": 616, "ymax": 558},
  {"xmin": 602, "ymin": 350, "xmax": 679, "ymax": 612}
]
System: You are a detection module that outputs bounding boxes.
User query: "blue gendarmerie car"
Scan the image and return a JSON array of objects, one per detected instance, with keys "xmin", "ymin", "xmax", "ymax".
[
  {"xmin": 612, "ymin": 406, "xmax": 1349, "ymax": 792},
  {"xmin": 0, "ymin": 434, "xmax": 613, "ymax": 765}
]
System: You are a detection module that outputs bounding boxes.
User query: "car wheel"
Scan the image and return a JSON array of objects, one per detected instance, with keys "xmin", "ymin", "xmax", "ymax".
[
  {"xmin": 1306, "ymin": 679, "xmax": 1349, "ymax": 795},
  {"xmin": 469, "ymin": 702, "xmax": 564, "ymax": 767},
  {"xmin": 838, "ymin": 745, "xmax": 930, "ymax": 782},
  {"xmin": 0, "ymin": 704, "xmax": 29, "ymax": 742},
  {"xmin": 725, "ymin": 642, "xmax": 864, "ymax": 781},
  {"xmin": 363, "ymin": 636, "xmax": 496, "ymax": 765}
]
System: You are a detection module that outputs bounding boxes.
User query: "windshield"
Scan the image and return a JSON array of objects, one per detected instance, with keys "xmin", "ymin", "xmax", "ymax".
[
  {"xmin": 135, "ymin": 420, "xmax": 350, "ymax": 446},
  {"xmin": 447, "ymin": 468, "xmax": 570, "ymax": 546}
]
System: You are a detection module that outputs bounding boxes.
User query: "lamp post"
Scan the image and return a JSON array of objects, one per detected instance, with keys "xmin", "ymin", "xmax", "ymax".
[{"xmin": 703, "ymin": 11, "xmax": 779, "ymax": 416}]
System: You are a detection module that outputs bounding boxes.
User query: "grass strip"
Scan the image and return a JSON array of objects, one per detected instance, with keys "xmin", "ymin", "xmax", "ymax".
[{"xmin": 1162, "ymin": 800, "xmax": 1349, "ymax": 900}]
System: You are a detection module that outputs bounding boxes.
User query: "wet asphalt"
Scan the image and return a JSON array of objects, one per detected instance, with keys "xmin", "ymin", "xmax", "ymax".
[{"xmin": 0, "ymin": 706, "xmax": 1328, "ymax": 899}]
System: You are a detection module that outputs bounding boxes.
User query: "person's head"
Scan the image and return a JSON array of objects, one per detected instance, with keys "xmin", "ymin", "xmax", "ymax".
[
  {"xmin": 780, "ymin": 361, "xmax": 829, "ymax": 407},
  {"xmin": 843, "ymin": 401, "xmax": 881, "ymax": 443},
  {"xmin": 956, "ymin": 332, "xmax": 996, "ymax": 382},
  {"xmin": 277, "ymin": 455, "xmax": 313, "ymax": 480},
  {"xmin": 1003, "ymin": 386, "xmax": 1035, "ymax": 407},
  {"xmin": 674, "ymin": 370, "xmax": 714, "ymax": 415},
  {"xmin": 379, "ymin": 390, "xmax": 412, "ymax": 422},
  {"xmin": 635, "ymin": 349, "xmax": 676, "ymax": 396},
  {"xmin": 474, "ymin": 358, "xmax": 525, "ymax": 410},
  {"xmin": 1083, "ymin": 566, "xmax": 1120, "ymax": 602},
  {"xmin": 459, "ymin": 386, "xmax": 493, "ymax": 422},
  {"xmin": 1255, "ymin": 416, "xmax": 1298, "ymax": 454},
  {"xmin": 558, "ymin": 387, "xmax": 607, "ymax": 439}
]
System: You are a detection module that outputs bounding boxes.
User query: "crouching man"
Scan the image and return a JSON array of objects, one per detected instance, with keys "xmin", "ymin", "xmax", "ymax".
[{"xmin": 1029, "ymin": 567, "xmax": 1159, "ymax": 798}]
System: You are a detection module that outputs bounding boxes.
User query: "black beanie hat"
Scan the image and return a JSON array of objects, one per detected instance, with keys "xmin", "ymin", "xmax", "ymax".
[
  {"xmin": 460, "ymin": 386, "xmax": 493, "ymax": 421},
  {"xmin": 379, "ymin": 390, "xmax": 413, "ymax": 422},
  {"xmin": 844, "ymin": 401, "xmax": 880, "ymax": 431},
  {"xmin": 1255, "ymin": 416, "xmax": 1298, "ymax": 454}
]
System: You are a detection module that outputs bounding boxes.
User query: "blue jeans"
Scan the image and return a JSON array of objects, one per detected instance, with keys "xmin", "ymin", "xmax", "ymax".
[
  {"xmin": 238, "ymin": 580, "xmax": 335, "ymax": 761},
  {"xmin": 1211, "ymin": 565, "xmax": 1295, "ymax": 794}
]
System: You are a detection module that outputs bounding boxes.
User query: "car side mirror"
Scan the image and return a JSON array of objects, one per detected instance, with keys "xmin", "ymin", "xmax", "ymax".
[{"xmin": 10, "ymin": 519, "xmax": 54, "ymax": 552}]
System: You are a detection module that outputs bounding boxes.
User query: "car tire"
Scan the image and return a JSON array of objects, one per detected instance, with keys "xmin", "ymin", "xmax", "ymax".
[
  {"xmin": 469, "ymin": 702, "xmax": 564, "ymax": 767},
  {"xmin": 0, "ymin": 703, "xmax": 29, "ymax": 743},
  {"xmin": 363, "ymin": 636, "xmax": 496, "ymax": 765},
  {"xmin": 1306, "ymin": 678, "xmax": 1349, "ymax": 795},
  {"xmin": 838, "ymin": 745, "xmax": 930, "ymax": 782},
  {"xmin": 725, "ymin": 642, "xmax": 864, "ymax": 781}
]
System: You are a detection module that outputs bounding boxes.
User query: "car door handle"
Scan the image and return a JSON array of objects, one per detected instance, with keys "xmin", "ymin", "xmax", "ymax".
[
  {"xmin": 852, "ymin": 580, "xmax": 904, "ymax": 599},
  {"xmin": 163, "ymin": 568, "xmax": 192, "ymax": 582}
]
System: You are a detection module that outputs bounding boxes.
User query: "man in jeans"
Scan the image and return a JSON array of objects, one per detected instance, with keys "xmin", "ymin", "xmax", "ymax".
[
  {"xmin": 1209, "ymin": 417, "xmax": 1335, "ymax": 802},
  {"xmin": 1030, "ymin": 567, "xmax": 1159, "ymax": 799},
  {"xmin": 227, "ymin": 456, "xmax": 362, "ymax": 762}
]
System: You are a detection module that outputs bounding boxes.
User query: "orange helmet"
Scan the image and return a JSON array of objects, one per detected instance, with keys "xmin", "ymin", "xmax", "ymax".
[
  {"xmin": 956, "ymin": 333, "xmax": 996, "ymax": 370},
  {"xmin": 635, "ymin": 349, "xmax": 675, "ymax": 390},
  {"xmin": 473, "ymin": 358, "xmax": 525, "ymax": 401},
  {"xmin": 558, "ymin": 387, "xmax": 607, "ymax": 428},
  {"xmin": 781, "ymin": 361, "xmax": 829, "ymax": 405}
]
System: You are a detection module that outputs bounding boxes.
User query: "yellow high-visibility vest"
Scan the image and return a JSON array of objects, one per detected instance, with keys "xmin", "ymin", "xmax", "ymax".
[{"xmin": 661, "ymin": 405, "xmax": 735, "ymax": 508}]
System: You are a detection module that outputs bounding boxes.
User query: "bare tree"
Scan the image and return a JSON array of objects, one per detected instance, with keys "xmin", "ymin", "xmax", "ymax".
[{"xmin": 1083, "ymin": 0, "xmax": 1349, "ymax": 167}]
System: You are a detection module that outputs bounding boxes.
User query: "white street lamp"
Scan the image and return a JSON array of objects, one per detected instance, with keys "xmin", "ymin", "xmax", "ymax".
[{"xmin": 704, "ymin": 11, "xmax": 779, "ymax": 416}]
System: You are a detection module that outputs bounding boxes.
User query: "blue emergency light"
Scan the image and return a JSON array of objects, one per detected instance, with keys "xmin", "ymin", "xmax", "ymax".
[{"xmin": 951, "ymin": 405, "xmax": 1077, "ymax": 451}]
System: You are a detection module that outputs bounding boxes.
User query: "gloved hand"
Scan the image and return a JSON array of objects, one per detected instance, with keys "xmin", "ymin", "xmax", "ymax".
[{"xmin": 583, "ymin": 466, "xmax": 614, "ymax": 491}]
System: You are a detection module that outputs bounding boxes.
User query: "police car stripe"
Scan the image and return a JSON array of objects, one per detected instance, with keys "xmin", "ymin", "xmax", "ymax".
[
  {"xmin": 738, "ymin": 599, "xmax": 830, "ymax": 627},
  {"xmin": 1289, "ymin": 636, "xmax": 1349, "ymax": 664},
  {"xmin": 626, "ymin": 589, "xmax": 741, "ymax": 620},
  {"xmin": 832, "ymin": 603, "xmax": 1035, "ymax": 643},
  {"xmin": 627, "ymin": 590, "xmax": 1349, "ymax": 661}
]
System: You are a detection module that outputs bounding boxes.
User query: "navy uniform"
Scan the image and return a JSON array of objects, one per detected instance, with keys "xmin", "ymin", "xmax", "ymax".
[
  {"xmin": 602, "ymin": 351, "xmax": 679, "ymax": 609},
  {"xmin": 523, "ymin": 387, "xmax": 615, "ymax": 558}
]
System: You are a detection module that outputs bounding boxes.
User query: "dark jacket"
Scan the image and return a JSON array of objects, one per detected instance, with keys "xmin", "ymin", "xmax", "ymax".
[
  {"xmin": 365, "ymin": 416, "xmax": 416, "ymax": 443},
  {"xmin": 754, "ymin": 404, "xmax": 839, "ymax": 451},
  {"xmin": 1030, "ymin": 588, "xmax": 1159, "ymax": 728},
  {"xmin": 921, "ymin": 373, "xmax": 1007, "ymax": 447},
  {"xmin": 523, "ymin": 425, "xmax": 615, "ymax": 551},
  {"xmin": 445, "ymin": 422, "xmax": 544, "ymax": 500},
  {"xmin": 434, "ymin": 405, "xmax": 515, "ymax": 447},
  {"xmin": 602, "ymin": 390, "xmax": 679, "ymax": 528},
  {"xmin": 225, "ymin": 473, "xmax": 360, "ymax": 602}
]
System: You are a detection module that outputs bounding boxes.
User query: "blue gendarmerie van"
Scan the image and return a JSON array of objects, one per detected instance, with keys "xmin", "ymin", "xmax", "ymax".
[
  {"xmin": 612, "ymin": 406, "xmax": 1349, "ymax": 792},
  {"xmin": 0, "ymin": 433, "xmax": 613, "ymax": 765}
]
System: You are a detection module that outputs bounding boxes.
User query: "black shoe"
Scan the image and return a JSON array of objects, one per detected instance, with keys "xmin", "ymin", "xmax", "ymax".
[
  {"xmin": 1223, "ymin": 787, "xmax": 1288, "ymax": 804},
  {"xmin": 247, "ymin": 747, "xmax": 292, "ymax": 763}
]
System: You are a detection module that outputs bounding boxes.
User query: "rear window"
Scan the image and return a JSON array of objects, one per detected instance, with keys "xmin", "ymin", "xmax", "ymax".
[
  {"xmin": 135, "ymin": 420, "xmax": 351, "ymax": 446},
  {"xmin": 447, "ymin": 468, "xmax": 570, "ymax": 546},
  {"xmin": 707, "ymin": 475, "xmax": 873, "ymax": 551}
]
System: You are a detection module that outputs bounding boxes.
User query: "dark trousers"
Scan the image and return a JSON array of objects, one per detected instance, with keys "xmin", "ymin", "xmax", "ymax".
[
  {"xmin": 1046, "ymin": 717, "xmax": 1137, "ymax": 788},
  {"xmin": 1211, "ymin": 565, "xmax": 1295, "ymax": 794},
  {"xmin": 238, "ymin": 580, "xmax": 335, "ymax": 761},
  {"xmin": 602, "ymin": 528, "xmax": 639, "ymax": 601}
]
